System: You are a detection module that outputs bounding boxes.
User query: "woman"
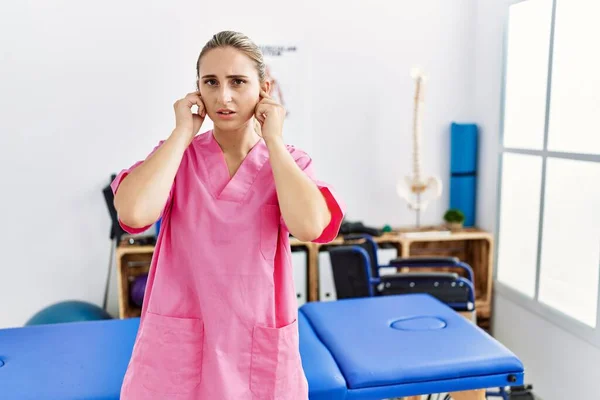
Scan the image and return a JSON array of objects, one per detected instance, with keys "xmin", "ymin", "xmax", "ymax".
[{"xmin": 112, "ymin": 31, "xmax": 345, "ymax": 399}]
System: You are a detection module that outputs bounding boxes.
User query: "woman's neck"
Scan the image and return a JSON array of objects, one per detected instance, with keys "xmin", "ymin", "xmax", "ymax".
[{"xmin": 213, "ymin": 122, "xmax": 261, "ymax": 156}]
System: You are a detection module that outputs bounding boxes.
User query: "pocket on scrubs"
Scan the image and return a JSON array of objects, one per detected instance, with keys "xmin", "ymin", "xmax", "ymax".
[
  {"xmin": 260, "ymin": 204, "xmax": 280, "ymax": 262},
  {"xmin": 250, "ymin": 319, "xmax": 301, "ymax": 399},
  {"xmin": 137, "ymin": 311, "xmax": 204, "ymax": 394}
]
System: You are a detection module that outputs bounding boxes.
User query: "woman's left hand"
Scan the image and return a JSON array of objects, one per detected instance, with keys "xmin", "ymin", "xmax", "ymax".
[{"xmin": 254, "ymin": 90, "xmax": 286, "ymax": 143}]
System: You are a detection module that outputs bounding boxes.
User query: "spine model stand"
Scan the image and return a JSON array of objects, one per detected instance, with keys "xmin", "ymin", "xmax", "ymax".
[{"xmin": 396, "ymin": 67, "xmax": 442, "ymax": 227}]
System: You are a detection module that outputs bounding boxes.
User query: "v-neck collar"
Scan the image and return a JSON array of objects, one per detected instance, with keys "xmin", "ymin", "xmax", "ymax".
[{"xmin": 201, "ymin": 130, "xmax": 269, "ymax": 203}]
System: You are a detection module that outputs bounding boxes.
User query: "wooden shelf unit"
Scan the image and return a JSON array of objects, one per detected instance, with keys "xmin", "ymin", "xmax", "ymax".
[
  {"xmin": 291, "ymin": 227, "xmax": 493, "ymax": 329},
  {"xmin": 115, "ymin": 245, "xmax": 154, "ymax": 319},
  {"xmin": 116, "ymin": 227, "xmax": 494, "ymax": 328}
]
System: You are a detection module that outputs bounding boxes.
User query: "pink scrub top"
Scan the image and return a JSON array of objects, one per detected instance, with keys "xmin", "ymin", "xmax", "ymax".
[{"xmin": 111, "ymin": 130, "xmax": 345, "ymax": 399}]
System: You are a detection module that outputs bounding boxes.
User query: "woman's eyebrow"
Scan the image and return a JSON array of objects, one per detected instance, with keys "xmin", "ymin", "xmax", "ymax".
[{"xmin": 201, "ymin": 74, "xmax": 249, "ymax": 79}]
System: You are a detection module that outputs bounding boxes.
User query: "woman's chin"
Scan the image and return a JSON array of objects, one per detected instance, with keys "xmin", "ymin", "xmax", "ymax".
[{"xmin": 213, "ymin": 118, "xmax": 252, "ymax": 131}]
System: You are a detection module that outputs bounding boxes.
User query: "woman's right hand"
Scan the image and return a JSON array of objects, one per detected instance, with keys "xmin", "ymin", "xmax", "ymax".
[{"xmin": 172, "ymin": 92, "xmax": 206, "ymax": 144}]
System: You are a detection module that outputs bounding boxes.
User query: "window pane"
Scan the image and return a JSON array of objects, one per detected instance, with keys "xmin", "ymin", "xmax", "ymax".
[
  {"xmin": 539, "ymin": 158, "xmax": 600, "ymax": 327},
  {"xmin": 497, "ymin": 153, "xmax": 543, "ymax": 297},
  {"xmin": 547, "ymin": 1, "xmax": 600, "ymax": 155},
  {"xmin": 502, "ymin": 0, "xmax": 552, "ymax": 150}
]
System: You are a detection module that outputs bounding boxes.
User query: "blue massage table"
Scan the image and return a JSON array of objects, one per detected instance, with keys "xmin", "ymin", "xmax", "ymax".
[{"xmin": 0, "ymin": 294, "xmax": 524, "ymax": 399}]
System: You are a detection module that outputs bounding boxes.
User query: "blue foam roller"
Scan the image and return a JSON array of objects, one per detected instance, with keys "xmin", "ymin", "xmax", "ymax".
[
  {"xmin": 450, "ymin": 175, "xmax": 476, "ymax": 227},
  {"xmin": 450, "ymin": 123, "xmax": 478, "ymax": 174}
]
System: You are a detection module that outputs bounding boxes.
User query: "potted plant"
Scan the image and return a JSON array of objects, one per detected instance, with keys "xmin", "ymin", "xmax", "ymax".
[{"xmin": 443, "ymin": 209, "xmax": 465, "ymax": 231}]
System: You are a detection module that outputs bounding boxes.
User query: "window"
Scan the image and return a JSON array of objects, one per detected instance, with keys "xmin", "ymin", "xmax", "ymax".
[
  {"xmin": 538, "ymin": 158, "xmax": 600, "ymax": 327},
  {"xmin": 497, "ymin": 153, "xmax": 543, "ymax": 298},
  {"xmin": 496, "ymin": 0, "xmax": 600, "ymax": 344}
]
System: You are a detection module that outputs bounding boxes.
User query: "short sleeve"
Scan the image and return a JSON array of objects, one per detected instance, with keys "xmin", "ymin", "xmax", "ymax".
[
  {"xmin": 283, "ymin": 146, "xmax": 346, "ymax": 244},
  {"xmin": 110, "ymin": 140, "xmax": 174, "ymax": 235}
]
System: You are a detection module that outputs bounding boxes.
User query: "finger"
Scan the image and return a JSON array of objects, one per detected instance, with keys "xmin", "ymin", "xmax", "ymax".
[
  {"xmin": 186, "ymin": 92, "xmax": 202, "ymax": 102},
  {"xmin": 186, "ymin": 91, "xmax": 202, "ymax": 99},
  {"xmin": 181, "ymin": 94, "xmax": 205, "ymax": 118},
  {"xmin": 258, "ymin": 95, "xmax": 276, "ymax": 102},
  {"xmin": 184, "ymin": 94, "xmax": 202, "ymax": 106},
  {"xmin": 185, "ymin": 95, "xmax": 205, "ymax": 113},
  {"xmin": 260, "ymin": 89, "xmax": 271, "ymax": 99},
  {"xmin": 197, "ymin": 100, "xmax": 206, "ymax": 118},
  {"xmin": 255, "ymin": 108, "xmax": 266, "ymax": 124},
  {"xmin": 259, "ymin": 99, "xmax": 279, "ymax": 106},
  {"xmin": 255, "ymin": 112, "xmax": 264, "ymax": 124},
  {"xmin": 255, "ymin": 103, "xmax": 267, "ymax": 118}
]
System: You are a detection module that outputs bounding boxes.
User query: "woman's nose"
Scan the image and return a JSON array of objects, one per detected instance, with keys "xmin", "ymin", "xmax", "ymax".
[{"xmin": 218, "ymin": 87, "xmax": 233, "ymax": 104}]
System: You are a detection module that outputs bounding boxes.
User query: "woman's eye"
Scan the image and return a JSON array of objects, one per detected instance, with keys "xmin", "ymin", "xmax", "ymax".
[
  {"xmin": 232, "ymin": 79, "xmax": 246, "ymax": 85},
  {"xmin": 205, "ymin": 79, "xmax": 217, "ymax": 86}
]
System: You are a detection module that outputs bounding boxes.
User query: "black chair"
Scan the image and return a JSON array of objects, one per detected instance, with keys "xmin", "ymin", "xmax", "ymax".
[{"xmin": 328, "ymin": 234, "xmax": 476, "ymax": 312}]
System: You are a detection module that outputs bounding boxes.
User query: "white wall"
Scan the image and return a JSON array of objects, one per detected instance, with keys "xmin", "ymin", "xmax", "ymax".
[
  {"xmin": 474, "ymin": 1, "xmax": 600, "ymax": 399},
  {"xmin": 0, "ymin": 0, "xmax": 475, "ymax": 328}
]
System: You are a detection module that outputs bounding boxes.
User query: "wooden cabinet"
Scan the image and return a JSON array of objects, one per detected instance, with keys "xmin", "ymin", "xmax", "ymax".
[{"xmin": 116, "ymin": 228, "xmax": 494, "ymax": 329}]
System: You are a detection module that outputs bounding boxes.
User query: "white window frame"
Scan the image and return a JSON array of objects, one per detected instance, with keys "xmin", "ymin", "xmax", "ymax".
[{"xmin": 495, "ymin": 0, "xmax": 600, "ymax": 348}]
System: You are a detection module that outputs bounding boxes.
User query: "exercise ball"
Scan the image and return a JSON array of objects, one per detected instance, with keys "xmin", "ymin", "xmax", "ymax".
[
  {"xmin": 25, "ymin": 300, "xmax": 112, "ymax": 326},
  {"xmin": 130, "ymin": 274, "xmax": 148, "ymax": 307}
]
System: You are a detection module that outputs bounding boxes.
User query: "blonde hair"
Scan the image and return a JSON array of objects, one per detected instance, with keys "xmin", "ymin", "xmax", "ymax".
[{"xmin": 196, "ymin": 31, "xmax": 266, "ymax": 134}]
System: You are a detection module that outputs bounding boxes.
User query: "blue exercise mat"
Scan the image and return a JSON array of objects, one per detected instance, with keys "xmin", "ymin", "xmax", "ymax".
[{"xmin": 450, "ymin": 122, "xmax": 479, "ymax": 227}]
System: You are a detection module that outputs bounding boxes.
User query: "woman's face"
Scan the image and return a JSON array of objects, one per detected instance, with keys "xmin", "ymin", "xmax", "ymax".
[{"xmin": 197, "ymin": 47, "xmax": 268, "ymax": 130}]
